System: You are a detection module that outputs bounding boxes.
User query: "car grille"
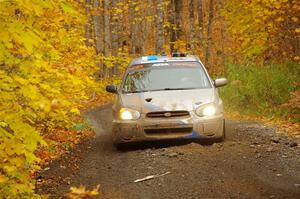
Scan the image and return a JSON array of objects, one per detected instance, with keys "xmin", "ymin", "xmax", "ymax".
[
  {"xmin": 144, "ymin": 127, "xmax": 193, "ymax": 135},
  {"xmin": 146, "ymin": 111, "xmax": 190, "ymax": 118}
]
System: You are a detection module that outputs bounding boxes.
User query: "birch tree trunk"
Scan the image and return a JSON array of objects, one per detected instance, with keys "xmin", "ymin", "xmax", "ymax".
[
  {"xmin": 189, "ymin": 0, "xmax": 195, "ymax": 52},
  {"xmin": 204, "ymin": 0, "xmax": 214, "ymax": 68},
  {"xmin": 156, "ymin": 0, "xmax": 164, "ymax": 54},
  {"xmin": 85, "ymin": 0, "xmax": 93, "ymax": 47},
  {"xmin": 103, "ymin": 0, "xmax": 111, "ymax": 77},
  {"xmin": 197, "ymin": 0, "xmax": 204, "ymax": 51}
]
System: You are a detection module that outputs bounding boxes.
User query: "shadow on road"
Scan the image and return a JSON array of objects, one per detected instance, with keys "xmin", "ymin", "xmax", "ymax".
[{"xmin": 115, "ymin": 139, "xmax": 217, "ymax": 152}]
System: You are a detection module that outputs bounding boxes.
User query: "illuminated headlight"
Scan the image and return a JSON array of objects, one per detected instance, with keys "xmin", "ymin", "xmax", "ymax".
[
  {"xmin": 195, "ymin": 103, "xmax": 217, "ymax": 117},
  {"xmin": 119, "ymin": 108, "xmax": 140, "ymax": 120}
]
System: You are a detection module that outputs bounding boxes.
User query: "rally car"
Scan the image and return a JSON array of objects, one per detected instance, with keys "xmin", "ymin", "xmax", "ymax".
[{"xmin": 106, "ymin": 53, "xmax": 228, "ymax": 145}]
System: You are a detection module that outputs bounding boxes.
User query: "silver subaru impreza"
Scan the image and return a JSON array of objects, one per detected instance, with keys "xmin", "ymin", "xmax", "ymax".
[{"xmin": 106, "ymin": 53, "xmax": 228, "ymax": 145}]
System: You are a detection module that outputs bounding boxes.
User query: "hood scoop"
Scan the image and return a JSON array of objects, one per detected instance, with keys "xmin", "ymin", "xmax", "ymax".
[
  {"xmin": 195, "ymin": 101, "xmax": 203, "ymax": 105},
  {"xmin": 145, "ymin": 98, "xmax": 152, "ymax": 102}
]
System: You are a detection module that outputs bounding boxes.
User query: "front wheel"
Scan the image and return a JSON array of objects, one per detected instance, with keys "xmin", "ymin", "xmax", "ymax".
[{"xmin": 113, "ymin": 142, "xmax": 127, "ymax": 150}]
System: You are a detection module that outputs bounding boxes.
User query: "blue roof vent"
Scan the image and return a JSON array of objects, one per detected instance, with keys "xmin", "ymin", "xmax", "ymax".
[{"xmin": 147, "ymin": 55, "xmax": 158, "ymax": 61}]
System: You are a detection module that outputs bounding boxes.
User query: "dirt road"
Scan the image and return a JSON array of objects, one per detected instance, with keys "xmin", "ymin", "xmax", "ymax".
[{"xmin": 37, "ymin": 105, "xmax": 300, "ymax": 199}]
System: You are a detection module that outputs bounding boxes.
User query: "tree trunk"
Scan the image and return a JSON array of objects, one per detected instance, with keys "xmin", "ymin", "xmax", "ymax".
[
  {"xmin": 169, "ymin": 0, "xmax": 183, "ymax": 52},
  {"xmin": 217, "ymin": 0, "xmax": 225, "ymax": 67},
  {"xmin": 204, "ymin": 0, "xmax": 214, "ymax": 68},
  {"xmin": 92, "ymin": 0, "xmax": 104, "ymax": 78},
  {"xmin": 111, "ymin": 0, "xmax": 119, "ymax": 75},
  {"xmin": 141, "ymin": 0, "xmax": 152, "ymax": 55},
  {"xmin": 189, "ymin": 0, "xmax": 195, "ymax": 52},
  {"xmin": 103, "ymin": 0, "xmax": 111, "ymax": 77},
  {"xmin": 197, "ymin": 0, "xmax": 204, "ymax": 51},
  {"xmin": 129, "ymin": 0, "xmax": 138, "ymax": 55},
  {"xmin": 169, "ymin": 0, "xmax": 176, "ymax": 53},
  {"xmin": 174, "ymin": 0, "xmax": 183, "ymax": 41},
  {"xmin": 85, "ymin": 0, "xmax": 93, "ymax": 47},
  {"xmin": 156, "ymin": 0, "xmax": 164, "ymax": 54},
  {"xmin": 93, "ymin": 0, "xmax": 103, "ymax": 54}
]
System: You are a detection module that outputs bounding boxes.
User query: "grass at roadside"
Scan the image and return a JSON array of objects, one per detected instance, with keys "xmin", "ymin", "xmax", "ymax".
[{"xmin": 220, "ymin": 62, "xmax": 300, "ymax": 136}]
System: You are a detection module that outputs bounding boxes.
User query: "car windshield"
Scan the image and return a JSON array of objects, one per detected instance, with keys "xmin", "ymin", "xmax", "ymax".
[{"xmin": 123, "ymin": 62, "xmax": 211, "ymax": 93}]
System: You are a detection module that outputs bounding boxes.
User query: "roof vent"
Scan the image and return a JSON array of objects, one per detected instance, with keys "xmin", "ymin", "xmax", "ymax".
[{"xmin": 171, "ymin": 52, "xmax": 187, "ymax": 57}]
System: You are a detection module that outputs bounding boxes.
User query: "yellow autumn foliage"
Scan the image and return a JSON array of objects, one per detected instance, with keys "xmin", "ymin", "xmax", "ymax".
[
  {"xmin": 0, "ymin": 0, "xmax": 104, "ymax": 197},
  {"xmin": 224, "ymin": 0, "xmax": 300, "ymax": 62}
]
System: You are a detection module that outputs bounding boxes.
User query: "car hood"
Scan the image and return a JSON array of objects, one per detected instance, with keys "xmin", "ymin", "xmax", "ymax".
[{"xmin": 119, "ymin": 89, "xmax": 215, "ymax": 113}]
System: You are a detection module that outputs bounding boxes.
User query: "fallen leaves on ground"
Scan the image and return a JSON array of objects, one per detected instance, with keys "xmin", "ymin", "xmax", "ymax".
[{"xmin": 66, "ymin": 185, "xmax": 101, "ymax": 199}]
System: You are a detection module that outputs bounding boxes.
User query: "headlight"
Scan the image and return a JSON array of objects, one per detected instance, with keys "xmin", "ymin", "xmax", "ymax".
[
  {"xmin": 202, "ymin": 105, "xmax": 217, "ymax": 116},
  {"xmin": 119, "ymin": 108, "xmax": 140, "ymax": 120},
  {"xmin": 195, "ymin": 103, "xmax": 217, "ymax": 117}
]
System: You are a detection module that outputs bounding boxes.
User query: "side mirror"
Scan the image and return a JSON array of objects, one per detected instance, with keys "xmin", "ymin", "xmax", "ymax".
[
  {"xmin": 214, "ymin": 78, "xmax": 228, "ymax": 88},
  {"xmin": 106, "ymin": 85, "xmax": 118, "ymax": 93}
]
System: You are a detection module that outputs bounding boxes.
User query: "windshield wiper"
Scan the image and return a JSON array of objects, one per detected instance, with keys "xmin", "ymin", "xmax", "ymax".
[
  {"xmin": 125, "ymin": 90, "xmax": 146, "ymax": 93},
  {"xmin": 162, "ymin": 87, "xmax": 199, "ymax": 90},
  {"xmin": 124, "ymin": 90, "xmax": 153, "ymax": 93},
  {"xmin": 124, "ymin": 87, "xmax": 199, "ymax": 93}
]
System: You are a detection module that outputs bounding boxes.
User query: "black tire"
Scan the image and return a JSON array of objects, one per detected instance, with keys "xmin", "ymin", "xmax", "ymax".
[{"xmin": 114, "ymin": 143, "xmax": 126, "ymax": 150}]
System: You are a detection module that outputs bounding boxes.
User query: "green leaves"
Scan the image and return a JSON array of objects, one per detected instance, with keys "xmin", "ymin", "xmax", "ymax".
[{"xmin": 61, "ymin": 2, "xmax": 76, "ymax": 14}]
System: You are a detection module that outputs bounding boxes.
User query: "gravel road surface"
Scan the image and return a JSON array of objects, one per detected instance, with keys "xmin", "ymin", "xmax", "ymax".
[{"xmin": 37, "ymin": 105, "xmax": 300, "ymax": 199}]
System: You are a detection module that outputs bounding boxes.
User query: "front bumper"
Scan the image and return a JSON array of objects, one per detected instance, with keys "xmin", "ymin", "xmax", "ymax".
[{"xmin": 112, "ymin": 112, "xmax": 224, "ymax": 144}]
